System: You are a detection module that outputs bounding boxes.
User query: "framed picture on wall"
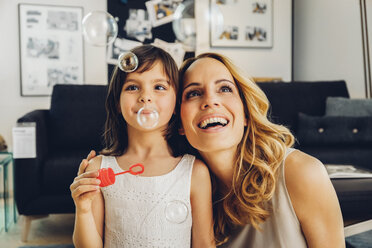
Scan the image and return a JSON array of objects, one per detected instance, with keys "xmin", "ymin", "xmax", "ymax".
[
  {"xmin": 18, "ymin": 4, "xmax": 84, "ymax": 96},
  {"xmin": 210, "ymin": 0, "xmax": 273, "ymax": 48}
]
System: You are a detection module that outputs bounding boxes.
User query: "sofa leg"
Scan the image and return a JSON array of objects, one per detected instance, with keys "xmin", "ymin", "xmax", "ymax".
[{"xmin": 21, "ymin": 214, "xmax": 49, "ymax": 242}]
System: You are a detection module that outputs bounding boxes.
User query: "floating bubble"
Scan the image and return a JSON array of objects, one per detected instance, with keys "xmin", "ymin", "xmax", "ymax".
[
  {"xmin": 137, "ymin": 105, "xmax": 159, "ymax": 129},
  {"xmin": 172, "ymin": 0, "xmax": 196, "ymax": 50},
  {"xmin": 118, "ymin": 52, "xmax": 139, "ymax": 72},
  {"xmin": 165, "ymin": 200, "xmax": 189, "ymax": 224},
  {"xmin": 82, "ymin": 11, "xmax": 118, "ymax": 46},
  {"xmin": 209, "ymin": 3, "xmax": 224, "ymax": 41}
]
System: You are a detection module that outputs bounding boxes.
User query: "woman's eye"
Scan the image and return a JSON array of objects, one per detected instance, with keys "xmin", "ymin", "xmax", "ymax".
[
  {"xmin": 185, "ymin": 90, "xmax": 201, "ymax": 99},
  {"xmin": 220, "ymin": 86, "xmax": 233, "ymax": 93},
  {"xmin": 125, "ymin": 85, "xmax": 139, "ymax": 91}
]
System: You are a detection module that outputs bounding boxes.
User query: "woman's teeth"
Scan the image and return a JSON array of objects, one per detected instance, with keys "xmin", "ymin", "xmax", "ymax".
[{"xmin": 199, "ymin": 117, "xmax": 228, "ymax": 129}]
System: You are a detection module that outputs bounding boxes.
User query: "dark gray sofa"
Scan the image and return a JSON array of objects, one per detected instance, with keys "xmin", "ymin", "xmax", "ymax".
[{"xmin": 14, "ymin": 81, "xmax": 372, "ymax": 240}]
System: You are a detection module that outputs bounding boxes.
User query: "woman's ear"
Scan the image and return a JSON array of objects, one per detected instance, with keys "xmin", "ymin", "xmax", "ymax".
[
  {"xmin": 244, "ymin": 117, "xmax": 248, "ymax": 126},
  {"xmin": 178, "ymin": 126, "xmax": 185, "ymax": 135}
]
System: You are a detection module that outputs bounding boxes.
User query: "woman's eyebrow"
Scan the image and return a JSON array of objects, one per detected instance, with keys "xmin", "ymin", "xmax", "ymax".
[
  {"xmin": 183, "ymin": 82, "xmax": 200, "ymax": 90},
  {"xmin": 215, "ymin": 79, "xmax": 235, "ymax": 85}
]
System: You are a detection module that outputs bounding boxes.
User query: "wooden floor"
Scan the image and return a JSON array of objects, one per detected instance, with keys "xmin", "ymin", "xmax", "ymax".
[{"xmin": 0, "ymin": 214, "xmax": 74, "ymax": 248}]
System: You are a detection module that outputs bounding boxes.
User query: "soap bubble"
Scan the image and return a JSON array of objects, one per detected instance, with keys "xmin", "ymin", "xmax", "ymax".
[
  {"xmin": 172, "ymin": 0, "xmax": 196, "ymax": 50},
  {"xmin": 82, "ymin": 11, "xmax": 118, "ymax": 46},
  {"xmin": 118, "ymin": 52, "xmax": 139, "ymax": 72},
  {"xmin": 137, "ymin": 105, "xmax": 159, "ymax": 129},
  {"xmin": 165, "ymin": 200, "xmax": 189, "ymax": 224},
  {"xmin": 209, "ymin": 3, "xmax": 224, "ymax": 41}
]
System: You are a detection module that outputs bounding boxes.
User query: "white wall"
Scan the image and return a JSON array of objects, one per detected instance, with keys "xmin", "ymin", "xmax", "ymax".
[
  {"xmin": 0, "ymin": 0, "xmax": 107, "ymax": 149},
  {"xmin": 293, "ymin": 0, "xmax": 366, "ymax": 98},
  {"xmin": 195, "ymin": 0, "xmax": 293, "ymax": 81}
]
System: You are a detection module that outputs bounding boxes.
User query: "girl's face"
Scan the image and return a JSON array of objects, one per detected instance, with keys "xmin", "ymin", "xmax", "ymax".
[
  {"xmin": 180, "ymin": 58, "xmax": 246, "ymax": 153},
  {"xmin": 119, "ymin": 61, "xmax": 176, "ymax": 131}
]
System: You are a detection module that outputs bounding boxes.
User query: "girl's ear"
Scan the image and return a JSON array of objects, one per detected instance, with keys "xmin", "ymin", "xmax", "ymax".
[{"xmin": 244, "ymin": 116, "xmax": 248, "ymax": 126}]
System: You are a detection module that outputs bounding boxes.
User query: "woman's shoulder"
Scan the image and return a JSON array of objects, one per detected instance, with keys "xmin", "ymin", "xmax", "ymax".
[
  {"xmin": 284, "ymin": 149, "xmax": 328, "ymax": 184},
  {"xmin": 283, "ymin": 149, "xmax": 334, "ymax": 218}
]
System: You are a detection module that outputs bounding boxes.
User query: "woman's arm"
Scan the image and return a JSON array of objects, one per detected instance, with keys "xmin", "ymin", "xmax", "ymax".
[
  {"xmin": 190, "ymin": 159, "xmax": 216, "ymax": 248},
  {"xmin": 285, "ymin": 150, "xmax": 345, "ymax": 248},
  {"xmin": 70, "ymin": 153, "xmax": 105, "ymax": 248}
]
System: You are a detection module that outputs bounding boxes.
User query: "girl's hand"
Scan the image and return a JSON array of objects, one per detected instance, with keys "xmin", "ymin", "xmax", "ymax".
[{"xmin": 70, "ymin": 151, "xmax": 100, "ymax": 213}]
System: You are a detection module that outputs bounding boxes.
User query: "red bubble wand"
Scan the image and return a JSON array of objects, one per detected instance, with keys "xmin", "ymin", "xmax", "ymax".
[{"xmin": 97, "ymin": 163, "xmax": 144, "ymax": 187}]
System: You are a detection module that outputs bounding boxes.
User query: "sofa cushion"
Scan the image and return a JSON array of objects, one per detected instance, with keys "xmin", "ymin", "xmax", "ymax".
[
  {"xmin": 257, "ymin": 80, "xmax": 349, "ymax": 133},
  {"xmin": 42, "ymin": 150, "xmax": 89, "ymax": 195},
  {"xmin": 326, "ymin": 97, "xmax": 372, "ymax": 116},
  {"xmin": 296, "ymin": 113, "xmax": 372, "ymax": 145},
  {"xmin": 49, "ymin": 85, "xmax": 107, "ymax": 150}
]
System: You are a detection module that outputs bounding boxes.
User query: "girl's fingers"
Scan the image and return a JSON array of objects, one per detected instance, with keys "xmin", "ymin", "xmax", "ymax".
[
  {"xmin": 71, "ymin": 184, "xmax": 100, "ymax": 199},
  {"xmin": 77, "ymin": 159, "xmax": 89, "ymax": 176},
  {"xmin": 87, "ymin": 150, "xmax": 96, "ymax": 161},
  {"xmin": 70, "ymin": 175, "xmax": 100, "ymax": 191},
  {"xmin": 76, "ymin": 150, "xmax": 97, "ymax": 176}
]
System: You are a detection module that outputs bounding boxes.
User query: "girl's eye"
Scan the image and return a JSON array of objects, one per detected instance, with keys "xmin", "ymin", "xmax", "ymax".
[
  {"xmin": 124, "ymin": 85, "xmax": 139, "ymax": 91},
  {"xmin": 155, "ymin": 85, "xmax": 167, "ymax": 90},
  {"xmin": 185, "ymin": 90, "xmax": 201, "ymax": 99},
  {"xmin": 220, "ymin": 85, "xmax": 233, "ymax": 93}
]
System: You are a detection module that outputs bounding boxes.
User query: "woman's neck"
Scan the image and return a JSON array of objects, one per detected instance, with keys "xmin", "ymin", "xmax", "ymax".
[{"xmin": 199, "ymin": 148, "xmax": 236, "ymax": 189}]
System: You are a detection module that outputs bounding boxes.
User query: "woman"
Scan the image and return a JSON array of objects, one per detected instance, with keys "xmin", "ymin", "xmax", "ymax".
[{"xmin": 76, "ymin": 52, "xmax": 345, "ymax": 247}]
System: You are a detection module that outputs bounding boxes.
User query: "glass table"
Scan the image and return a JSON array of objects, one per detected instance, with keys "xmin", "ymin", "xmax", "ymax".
[{"xmin": 0, "ymin": 151, "xmax": 17, "ymax": 232}]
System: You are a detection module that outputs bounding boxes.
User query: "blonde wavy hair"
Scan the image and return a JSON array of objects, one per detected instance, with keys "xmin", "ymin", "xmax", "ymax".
[{"xmin": 178, "ymin": 53, "xmax": 295, "ymax": 245}]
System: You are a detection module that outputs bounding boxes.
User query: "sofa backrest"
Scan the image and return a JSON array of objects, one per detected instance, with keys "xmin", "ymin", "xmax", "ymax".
[
  {"xmin": 49, "ymin": 84, "xmax": 107, "ymax": 151},
  {"xmin": 257, "ymin": 80, "xmax": 349, "ymax": 133}
]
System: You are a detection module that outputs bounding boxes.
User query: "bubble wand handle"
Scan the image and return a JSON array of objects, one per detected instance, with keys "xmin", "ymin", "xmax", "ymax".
[
  {"xmin": 97, "ymin": 163, "xmax": 144, "ymax": 187},
  {"xmin": 115, "ymin": 163, "xmax": 144, "ymax": 176}
]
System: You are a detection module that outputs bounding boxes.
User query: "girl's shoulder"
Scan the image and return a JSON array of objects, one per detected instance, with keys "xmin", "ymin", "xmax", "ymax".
[{"xmin": 85, "ymin": 155, "xmax": 103, "ymax": 172}]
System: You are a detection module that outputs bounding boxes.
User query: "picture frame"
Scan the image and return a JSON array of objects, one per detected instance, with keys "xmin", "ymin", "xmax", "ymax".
[
  {"xmin": 18, "ymin": 4, "xmax": 84, "ymax": 96},
  {"xmin": 145, "ymin": 0, "xmax": 183, "ymax": 27},
  {"xmin": 210, "ymin": 0, "xmax": 273, "ymax": 48}
]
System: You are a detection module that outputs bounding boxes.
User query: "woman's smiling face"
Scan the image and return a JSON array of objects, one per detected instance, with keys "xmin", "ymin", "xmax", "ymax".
[{"xmin": 180, "ymin": 57, "xmax": 246, "ymax": 154}]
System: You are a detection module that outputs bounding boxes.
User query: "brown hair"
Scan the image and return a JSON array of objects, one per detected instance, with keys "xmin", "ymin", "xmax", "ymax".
[
  {"xmin": 101, "ymin": 45, "xmax": 181, "ymax": 157},
  {"xmin": 178, "ymin": 53, "xmax": 295, "ymax": 245}
]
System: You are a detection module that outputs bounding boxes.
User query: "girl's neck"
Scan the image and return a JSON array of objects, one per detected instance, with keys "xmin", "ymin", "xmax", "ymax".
[
  {"xmin": 126, "ymin": 128, "xmax": 172, "ymax": 159},
  {"xmin": 199, "ymin": 148, "xmax": 236, "ymax": 189}
]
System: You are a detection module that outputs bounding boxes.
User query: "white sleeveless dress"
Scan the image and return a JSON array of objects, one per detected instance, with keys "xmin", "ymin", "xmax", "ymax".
[
  {"xmin": 218, "ymin": 148, "xmax": 308, "ymax": 248},
  {"xmin": 100, "ymin": 154, "xmax": 195, "ymax": 248}
]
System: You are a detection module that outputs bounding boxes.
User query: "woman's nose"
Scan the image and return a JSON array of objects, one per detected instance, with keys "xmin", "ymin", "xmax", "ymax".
[{"xmin": 201, "ymin": 94, "xmax": 220, "ymax": 109}]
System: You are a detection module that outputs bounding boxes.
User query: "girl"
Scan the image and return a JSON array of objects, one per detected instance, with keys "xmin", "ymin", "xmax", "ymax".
[
  {"xmin": 70, "ymin": 45, "xmax": 215, "ymax": 248},
  {"xmin": 178, "ymin": 53, "xmax": 345, "ymax": 247}
]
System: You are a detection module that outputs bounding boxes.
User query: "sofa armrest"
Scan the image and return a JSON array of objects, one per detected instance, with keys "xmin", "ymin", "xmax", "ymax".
[{"xmin": 14, "ymin": 109, "xmax": 49, "ymax": 214}]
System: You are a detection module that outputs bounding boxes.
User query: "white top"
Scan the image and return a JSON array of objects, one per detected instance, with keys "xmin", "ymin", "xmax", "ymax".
[
  {"xmin": 219, "ymin": 148, "xmax": 308, "ymax": 248},
  {"xmin": 100, "ymin": 154, "xmax": 195, "ymax": 248}
]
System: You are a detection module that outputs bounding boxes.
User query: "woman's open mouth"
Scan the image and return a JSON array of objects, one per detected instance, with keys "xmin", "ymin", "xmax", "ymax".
[{"xmin": 198, "ymin": 117, "xmax": 229, "ymax": 129}]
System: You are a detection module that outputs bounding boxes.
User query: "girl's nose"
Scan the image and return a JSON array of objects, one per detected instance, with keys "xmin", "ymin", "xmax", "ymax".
[{"xmin": 139, "ymin": 95, "xmax": 152, "ymax": 103}]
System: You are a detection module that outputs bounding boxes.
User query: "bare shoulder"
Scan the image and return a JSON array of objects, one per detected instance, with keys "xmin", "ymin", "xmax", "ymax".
[
  {"xmin": 284, "ymin": 149, "xmax": 328, "ymax": 184},
  {"xmin": 191, "ymin": 158, "xmax": 212, "ymax": 196},
  {"xmin": 191, "ymin": 158, "xmax": 211, "ymax": 181},
  {"xmin": 284, "ymin": 149, "xmax": 336, "ymax": 219},
  {"xmin": 85, "ymin": 155, "xmax": 103, "ymax": 173}
]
